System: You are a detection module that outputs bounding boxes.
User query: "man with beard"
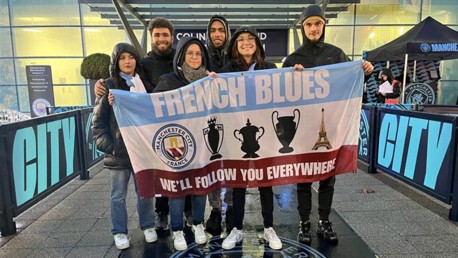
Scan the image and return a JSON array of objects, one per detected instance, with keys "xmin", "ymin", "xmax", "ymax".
[{"xmin": 93, "ymin": 17, "xmax": 175, "ymax": 232}]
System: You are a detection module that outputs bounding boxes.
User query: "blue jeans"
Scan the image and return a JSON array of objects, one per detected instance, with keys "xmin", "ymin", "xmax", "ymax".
[
  {"xmin": 110, "ymin": 168, "xmax": 155, "ymax": 235},
  {"xmin": 169, "ymin": 195, "xmax": 206, "ymax": 231}
]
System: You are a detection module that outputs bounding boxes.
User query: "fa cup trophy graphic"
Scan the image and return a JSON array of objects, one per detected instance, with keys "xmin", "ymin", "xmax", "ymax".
[
  {"xmin": 203, "ymin": 117, "xmax": 224, "ymax": 160},
  {"xmin": 272, "ymin": 109, "xmax": 300, "ymax": 153},
  {"xmin": 234, "ymin": 119, "xmax": 264, "ymax": 158}
]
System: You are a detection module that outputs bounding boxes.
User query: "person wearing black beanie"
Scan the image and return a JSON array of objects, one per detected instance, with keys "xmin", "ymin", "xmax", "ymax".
[{"xmin": 282, "ymin": 4, "xmax": 374, "ymax": 246}]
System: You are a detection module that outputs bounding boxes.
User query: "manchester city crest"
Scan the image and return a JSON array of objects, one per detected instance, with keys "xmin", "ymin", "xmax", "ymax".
[{"xmin": 153, "ymin": 124, "xmax": 196, "ymax": 169}]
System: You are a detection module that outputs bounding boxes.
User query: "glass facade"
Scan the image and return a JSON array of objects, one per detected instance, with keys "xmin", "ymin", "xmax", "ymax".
[{"xmin": 0, "ymin": 0, "xmax": 457, "ymax": 114}]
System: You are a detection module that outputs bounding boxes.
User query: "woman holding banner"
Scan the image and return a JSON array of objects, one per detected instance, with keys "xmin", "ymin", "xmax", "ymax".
[
  {"xmin": 92, "ymin": 43, "xmax": 157, "ymax": 250},
  {"xmin": 220, "ymin": 26, "xmax": 282, "ymax": 250},
  {"xmin": 154, "ymin": 36, "xmax": 215, "ymax": 251}
]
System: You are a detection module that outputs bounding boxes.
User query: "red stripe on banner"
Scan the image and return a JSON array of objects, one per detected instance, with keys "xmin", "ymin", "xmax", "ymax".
[{"xmin": 136, "ymin": 145, "xmax": 357, "ymax": 198}]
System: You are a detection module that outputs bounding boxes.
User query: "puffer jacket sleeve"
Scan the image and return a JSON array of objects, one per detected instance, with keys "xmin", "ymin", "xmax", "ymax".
[
  {"xmin": 153, "ymin": 73, "xmax": 179, "ymax": 93},
  {"xmin": 92, "ymin": 81, "xmax": 114, "ymax": 154}
]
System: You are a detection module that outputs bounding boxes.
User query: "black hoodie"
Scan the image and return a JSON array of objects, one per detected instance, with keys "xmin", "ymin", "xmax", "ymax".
[
  {"xmin": 282, "ymin": 4, "xmax": 349, "ymax": 69},
  {"xmin": 154, "ymin": 37, "xmax": 210, "ymax": 93},
  {"xmin": 140, "ymin": 48, "xmax": 176, "ymax": 88},
  {"xmin": 206, "ymin": 15, "xmax": 231, "ymax": 72}
]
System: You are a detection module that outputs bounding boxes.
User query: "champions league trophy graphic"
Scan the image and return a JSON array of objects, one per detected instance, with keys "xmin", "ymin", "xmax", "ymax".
[
  {"xmin": 272, "ymin": 109, "xmax": 300, "ymax": 153},
  {"xmin": 312, "ymin": 108, "xmax": 332, "ymax": 150},
  {"xmin": 234, "ymin": 119, "xmax": 264, "ymax": 158},
  {"xmin": 203, "ymin": 117, "xmax": 224, "ymax": 160}
]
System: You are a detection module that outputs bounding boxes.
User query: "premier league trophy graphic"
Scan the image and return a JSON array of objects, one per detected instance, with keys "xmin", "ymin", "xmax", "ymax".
[
  {"xmin": 203, "ymin": 117, "xmax": 224, "ymax": 160},
  {"xmin": 272, "ymin": 109, "xmax": 300, "ymax": 153},
  {"xmin": 234, "ymin": 119, "xmax": 264, "ymax": 158}
]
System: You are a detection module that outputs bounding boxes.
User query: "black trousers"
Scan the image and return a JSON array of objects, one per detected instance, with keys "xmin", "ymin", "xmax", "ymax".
[
  {"xmin": 297, "ymin": 175, "xmax": 335, "ymax": 221},
  {"xmin": 232, "ymin": 187, "xmax": 274, "ymax": 230},
  {"xmin": 155, "ymin": 196, "xmax": 169, "ymax": 214},
  {"xmin": 156, "ymin": 196, "xmax": 191, "ymax": 215}
]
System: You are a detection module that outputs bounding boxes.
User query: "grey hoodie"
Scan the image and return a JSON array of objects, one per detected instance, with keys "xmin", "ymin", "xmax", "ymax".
[{"xmin": 206, "ymin": 15, "xmax": 231, "ymax": 72}]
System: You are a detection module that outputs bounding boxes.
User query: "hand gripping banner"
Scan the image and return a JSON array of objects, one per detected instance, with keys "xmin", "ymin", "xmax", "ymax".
[{"xmin": 111, "ymin": 61, "xmax": 364, "ymax": 198}]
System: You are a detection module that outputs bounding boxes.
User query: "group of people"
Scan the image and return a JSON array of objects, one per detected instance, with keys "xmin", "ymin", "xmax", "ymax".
[{"xmin": 91, "ymin": 4, "xmax": 374, "ymax": 252}]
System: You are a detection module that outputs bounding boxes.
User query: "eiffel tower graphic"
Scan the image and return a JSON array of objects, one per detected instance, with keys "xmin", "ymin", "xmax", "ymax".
[{"xmin": 312, "ymin": 108, "xmax": 332, "ymax": 150}]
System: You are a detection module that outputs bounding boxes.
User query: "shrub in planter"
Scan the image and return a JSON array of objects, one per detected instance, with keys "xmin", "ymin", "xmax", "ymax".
[
  {"xmin": 80, "ymin": 53, "xmax": 110, "ymax": 105},
  {"xmin": 80, "ymin": 53, "xmax": 110, "ymax": 80}
]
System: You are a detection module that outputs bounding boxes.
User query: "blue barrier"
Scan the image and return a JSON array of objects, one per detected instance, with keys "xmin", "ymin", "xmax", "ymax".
[
  {"xmin": 0, "ymin": 107, "xmax": 102, "ymax": 236},
  {"xmin": 358, "ymin": 104, "xmax": 458, "ymax": 221}
]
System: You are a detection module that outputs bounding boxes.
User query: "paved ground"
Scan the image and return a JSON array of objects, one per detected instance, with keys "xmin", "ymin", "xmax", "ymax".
[{"xmin": 1, "ymin": 161, "xmax": 457, "ymax": 258}]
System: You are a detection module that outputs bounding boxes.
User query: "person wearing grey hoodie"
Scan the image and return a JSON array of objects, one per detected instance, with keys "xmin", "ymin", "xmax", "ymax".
[
  {"xmin": 204, "ymin": 14, "xmax": 234, "ymax": 236},
  {"xmin": 206, "ymin": 15, "xmax": 231, "ymax": 72}
]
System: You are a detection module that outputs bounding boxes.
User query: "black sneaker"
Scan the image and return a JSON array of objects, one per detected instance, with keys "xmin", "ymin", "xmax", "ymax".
[
  {"xmin": 155, "ymin": 212, "xmax": 169, "ymax": 231},
  {"xmin": 317, "ymin": 220, "xmax": 338, "ymax": 244},
  {"xmin": 205, "ymin": 208, "xmax": 222, "ymax": 235},
  {"xmin": 225, "ymin": 205, "xmax": 234, "ymax": 232},
  {"xmin": 297, "ymin": 220, "xmax": 312, "ymax": 245}
]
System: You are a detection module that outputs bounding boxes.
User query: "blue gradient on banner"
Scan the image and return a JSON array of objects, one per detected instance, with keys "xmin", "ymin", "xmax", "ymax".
[{"xmin": 112, "ymin": 61, "xmax": 364, "ymax": 127}]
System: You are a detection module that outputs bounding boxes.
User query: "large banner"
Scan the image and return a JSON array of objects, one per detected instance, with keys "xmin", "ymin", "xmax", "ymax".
[{"xmin": 111, "ymin": 61, "xmax": 364, "ymax": 198}]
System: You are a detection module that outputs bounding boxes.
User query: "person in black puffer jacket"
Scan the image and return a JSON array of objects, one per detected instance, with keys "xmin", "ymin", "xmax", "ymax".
[
  {"xmin": 92, "ymin": 43, "xmax": 156, "ymax": 250},
  {"xmin": 154, "ymin": 36, "xmax": 214, "ymax": 251},
  {"xmin": 221, "ymin": 26, "xmax": 281, "ymax": 251}
]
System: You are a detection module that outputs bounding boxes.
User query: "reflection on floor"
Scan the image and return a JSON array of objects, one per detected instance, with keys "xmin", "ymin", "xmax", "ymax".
[{"xmin": 120, "ymin": 185, "xmax": 376, "ymax": 258}]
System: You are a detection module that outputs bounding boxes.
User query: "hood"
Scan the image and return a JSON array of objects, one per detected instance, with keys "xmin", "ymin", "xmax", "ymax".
[
  {"xmin": 109, "ymin": 43, "xmax": 141, "ymax": 78},
  {"xmin": 173, "ymin": 36, "xmax": 210, "ymax": 74},
  {"xmin": 300, "ymin": 4, "xmax": 326, "ymax": 46},
  {"xmin": 227, "ymin": 26, "xmax": 265, "ymax": 60},
  {"xmin": 206, "ymin": 15, "xmax": 231, "ymax": 52}
]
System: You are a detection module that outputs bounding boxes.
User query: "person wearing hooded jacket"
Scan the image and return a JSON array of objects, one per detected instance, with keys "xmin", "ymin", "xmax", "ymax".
[
  {"xmin": 206, "ymin": 15, "xmax": 231, "ymax": 72},
  {"xmin": 377, "ymin": 68, "xmax": 401, "ymax": 103},
  {"xmin": 92, "ymin": 43, "xmax": 157, "ymax": 250},
  {"xmin": 204, "ymin": 14, "xmax": 234, "ymax": 236},
  {"xmin": 282, "ymin": 4, "xmax": 374, "ymax": 245},
  {"xmin": 94, "ymin": 17, "xmax": 176, "ymax": 232},
  {"xmin": 154, "ymin": 37, "xmax": 215, "ymax": 251},
  {"xmin": 220, "ymin": 26, "xmax": 282, "ymax": 251}
]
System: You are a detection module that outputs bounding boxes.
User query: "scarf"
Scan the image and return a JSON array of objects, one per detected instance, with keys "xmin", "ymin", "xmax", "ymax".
[
  {"xmin": 120, "ymin": 72, "xmax": 146, "ymax": 93},
  {"xmin": 181, "ymin": 63, "xmax": 208, "ymax": 83}
]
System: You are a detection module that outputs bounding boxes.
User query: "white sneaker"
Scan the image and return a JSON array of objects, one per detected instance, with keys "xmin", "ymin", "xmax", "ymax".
[
  {"xmin": 143, "ymin": 228, "xmax": 157, "ymax": 243},
  {"xmin": 264, "ymin": 227, "xmax": 282, "ymax": 249},
  {"xmin": 173, "ymin": 230, "xmax": 187, "ymax": 250},
  {"xmin": 192, "ymin": 223, "xmax": 207, "ymax": 244},
  {"xmin": 113, "ymin": 233, "xmax": 130, "ymax": 250},
  {"xmin": 222, "ymin": 228, "xmax": 243, "ymax": 250}
]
